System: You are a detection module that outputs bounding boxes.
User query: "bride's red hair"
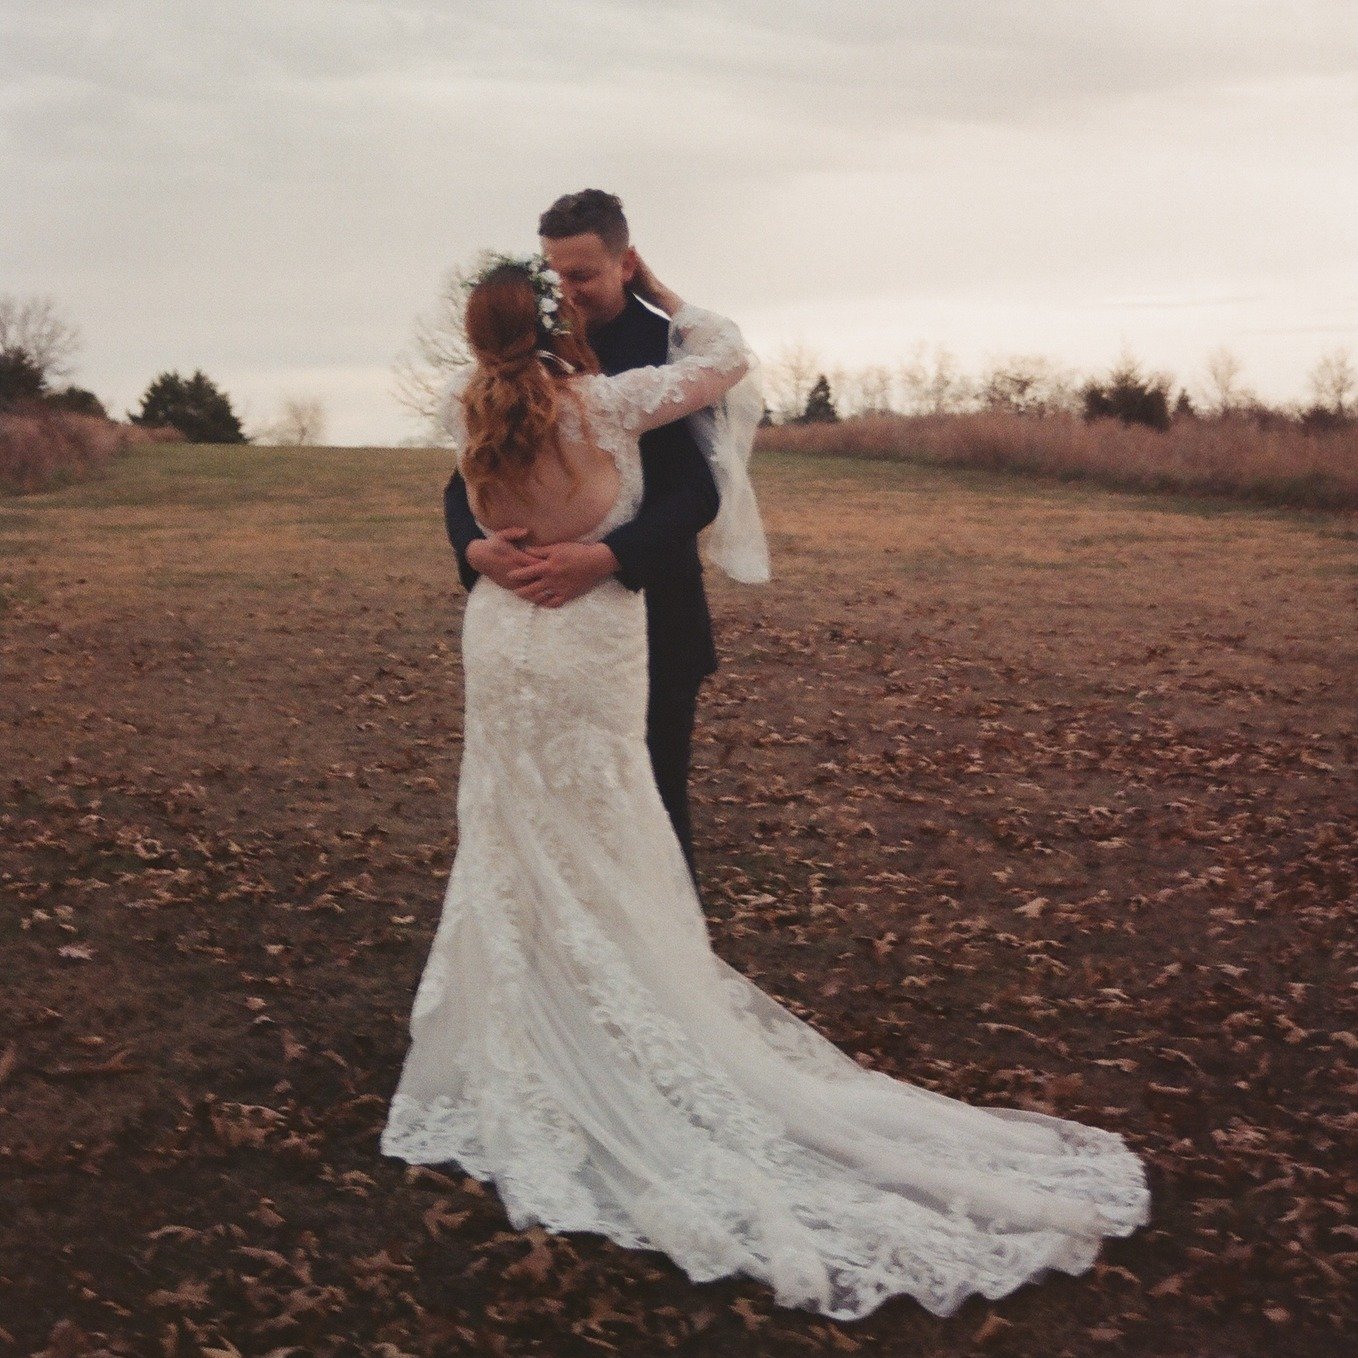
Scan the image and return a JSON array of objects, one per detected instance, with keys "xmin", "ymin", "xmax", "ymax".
[{"xmin": 459, "ymin": 264, "xmax": 599, "ymax": 502}]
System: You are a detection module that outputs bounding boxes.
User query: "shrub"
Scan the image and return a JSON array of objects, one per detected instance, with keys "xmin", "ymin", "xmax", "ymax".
[
  {"xmin": 0, "ymin": 347, "xmax": 48, "ymax": 408},
  {"xmin": 0, "ymin": 406, "xmax": 178, "ymax": 495},
  {"xmin": 1300, "ymin": 404, "xmax": 1355, "ymax": 434},
  {"xmin": 754, "ymin": 410, "xmax": 1358, "ymax": 512},
  {"xmin": 45, "ymin": 385, "xmax": 108, "ymax": 418},
  {"xmin": 1081, "ymin": 356, "xmax": 1172, "ymax": 430},
  {"xmin": 131, "ymin": 370, "xmax": 246, "ymax": 443},
  {"xmin": 1, "ymin": 407, "xmax": 125, "ymax": 492}
]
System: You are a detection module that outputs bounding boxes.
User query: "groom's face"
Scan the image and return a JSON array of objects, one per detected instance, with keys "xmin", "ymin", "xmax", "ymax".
[{"xmin": 540, "ymin": 232, "xmax": 637, "ymax": 333}]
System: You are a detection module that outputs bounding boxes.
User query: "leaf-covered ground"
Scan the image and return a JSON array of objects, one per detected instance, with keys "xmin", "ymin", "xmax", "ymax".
[{"xmin": 1, "ymin": 444, "xmax": 1354, "ymax": 1357}]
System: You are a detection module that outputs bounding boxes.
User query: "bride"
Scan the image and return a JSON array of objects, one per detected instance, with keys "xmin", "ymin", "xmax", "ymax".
[{"xmin": 380, "ymin": 253, "xmax": 1150, "ymax": 1321}]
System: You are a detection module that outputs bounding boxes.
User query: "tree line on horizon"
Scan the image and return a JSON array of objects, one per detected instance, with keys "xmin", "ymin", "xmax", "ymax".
[
  {"xmin": 0, "ymin": 295, "xmax": 327, "ymax": 447},
  {"xmin": 760, "ymin": 341, "xmax": 1357, "ymax": 433},
  {"xmin": 391, "ymin": 261, "xmax": 1356, "ymax": 445},
  {"xmin": 5, "ymin": 289, "xmax": 1354, "ymax": 465}
]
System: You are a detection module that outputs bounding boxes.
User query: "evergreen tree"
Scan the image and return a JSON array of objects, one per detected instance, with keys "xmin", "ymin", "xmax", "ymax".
[
  {"xmin": 1081, "ymin": 357, "xmax": 1171, "ymax": 431},
  {"xmin": 0, "ymin": 346, "xmax": 47, "ymax": 408},
  {"xmin": 799, "ymin": 373, "xmax": 839, "ymax": 423},
  {"xmin": 131, "ymin": 369, "xmax": 246, "ymax": 443}
]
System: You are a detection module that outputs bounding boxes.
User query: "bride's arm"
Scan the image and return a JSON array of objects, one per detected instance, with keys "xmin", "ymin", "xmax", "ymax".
[{"xmin": 601, "ymin": 258, "xmax": 751, "ymax": 436}]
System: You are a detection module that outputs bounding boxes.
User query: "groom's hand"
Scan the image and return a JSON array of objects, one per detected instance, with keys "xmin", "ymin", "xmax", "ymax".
[
  {"xmin": 509, "ymin": 542, "xmax": 618, "ymax": 608},
  {"xmin": 466, "ymin": 527, "xmax": 536, "ymax": 589}
]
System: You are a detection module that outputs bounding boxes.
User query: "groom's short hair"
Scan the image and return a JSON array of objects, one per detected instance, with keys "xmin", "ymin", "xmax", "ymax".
[{"xmin": 538, "ymin": 189, "xmax": 629, "ymax": 255}]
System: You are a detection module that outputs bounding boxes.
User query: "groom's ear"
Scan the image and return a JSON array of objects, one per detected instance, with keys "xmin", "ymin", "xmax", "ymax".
[{"xmin": 619, "ymin": 246, "xmax": 639, "ymax": 283}]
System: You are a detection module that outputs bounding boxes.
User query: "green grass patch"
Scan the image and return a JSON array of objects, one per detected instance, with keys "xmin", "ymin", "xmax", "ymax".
[{"xmin": 13, "ymin": 442, "xmax": 451, "ymax": 513}]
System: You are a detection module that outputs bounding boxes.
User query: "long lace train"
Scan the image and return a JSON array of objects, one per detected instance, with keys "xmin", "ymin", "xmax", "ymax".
[{"xmin": 380, "ymin": 576, "xmax": 1150, "ymax": 1320}]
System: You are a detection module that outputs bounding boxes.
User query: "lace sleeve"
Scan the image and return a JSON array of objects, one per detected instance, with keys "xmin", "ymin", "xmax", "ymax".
[
  {"xmin": 602, "ymin": 304, "xmax": 751, "ymax": 438},
  {"xmin": 438, "ymin": 368, "xmax": 472, "ymax": 463}
]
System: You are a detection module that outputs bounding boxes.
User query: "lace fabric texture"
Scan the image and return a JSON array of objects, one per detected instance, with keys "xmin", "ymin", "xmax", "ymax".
[
  {"xmin": 393, "ymin": 322, "xmax": 1150, "ymax": 1320},
  {"xmin": 668, "ymin": 314, "xmax": 771, "ymax": 584},
  {"xmin": 438, "ymin": 304, "xmax": 769, "ymax": 580}
]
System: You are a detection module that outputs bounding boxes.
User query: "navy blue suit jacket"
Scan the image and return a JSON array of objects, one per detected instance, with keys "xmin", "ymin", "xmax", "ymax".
[{"xmin": 442, "ymin": 291, "xmax": 720, "ymax": 691}]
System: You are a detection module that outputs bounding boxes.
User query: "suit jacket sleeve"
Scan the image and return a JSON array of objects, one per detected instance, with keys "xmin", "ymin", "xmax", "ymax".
[
  {"xmin": 444, "ymin": 470, "xmax": 485, "ymax": 593},
  {"xmin": 601, "ymin": 418, "xmax": 720, "ymax": 593}
]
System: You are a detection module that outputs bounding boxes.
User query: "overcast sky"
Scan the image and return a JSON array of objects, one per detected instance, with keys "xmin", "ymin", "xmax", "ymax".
[{"xmin": 4, "ymin": 1, "xmax": 1356, "ymax": 443}]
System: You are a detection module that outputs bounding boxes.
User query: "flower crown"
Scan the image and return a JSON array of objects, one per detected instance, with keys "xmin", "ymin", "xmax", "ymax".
[{"xmin": 463, "ymin": 250, "xmax": 570, "ymax": 336}]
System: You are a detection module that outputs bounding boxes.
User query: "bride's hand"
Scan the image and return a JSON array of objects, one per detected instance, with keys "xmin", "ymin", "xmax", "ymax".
[
  {"xmin": 508, "ymin": 541, "xmax": 618, "ymax": 607},
  {"xmin": 630, "ymin": 254, "xmax": 684, "ymax": 315}
]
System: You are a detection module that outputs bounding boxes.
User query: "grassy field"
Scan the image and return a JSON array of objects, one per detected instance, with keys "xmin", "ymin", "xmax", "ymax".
[{"xmin": 2, "ymin": 440, "xmax": 1355, "ymax": 1356}]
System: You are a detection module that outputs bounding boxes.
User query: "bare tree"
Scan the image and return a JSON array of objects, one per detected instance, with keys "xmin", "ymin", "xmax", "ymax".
[
  {"xmin": 825, "ymin": 363, "xmax": 861, "ymax": 418},
  {"xmin": 263, "ymin": 396, "xmax": 328, "ymax": 446},
  {"xmin": 856, "ymin": 363, "xmax": 897, "ymax": 416},
  {"xmin": 762, "ymin": 341, "xmax": 823, "ymax": 423},
  {"xmin": 0, "ymin": 294, "xmax": 81, "ymax": 381},
  {"xmin": 899, "ymin": 343, "xmax": 972, "ymax": 415},
  {"xmin": 978, "ymin": 353, "xmax": 1080, "ymax": 416},
  {"xmin": 252, "ymin": 394, "xmax": 328, "ymax": 446},
  {"xmin": 1203, "ymin": 346, "xmax": 1248, "ymax": 416},
  {"xmin": 1307, "ymin": 347, "xmax": 1355, "ymax": 417},
  {"xmin": 391, "ymin": 265, "xmax": 474, "ymax": 439},
  {"xmin": 824, "ymin": 363, "xmax": 897, "ymax": 418}
]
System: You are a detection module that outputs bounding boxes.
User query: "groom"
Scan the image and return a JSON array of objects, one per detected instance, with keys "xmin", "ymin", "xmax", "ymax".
[{"xmin": 442, "ymin": 189, "xmax": 720, "ymax": 886}]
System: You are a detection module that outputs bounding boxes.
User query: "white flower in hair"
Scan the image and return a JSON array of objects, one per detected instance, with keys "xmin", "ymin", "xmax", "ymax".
[{"xmin": 465, "ymin": 249, "xmax": 571, "ymax": 336}]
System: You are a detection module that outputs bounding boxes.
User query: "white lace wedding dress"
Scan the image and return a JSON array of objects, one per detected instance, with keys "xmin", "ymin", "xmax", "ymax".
[{"xmin": 380, "ymin": 305, "xmax": 1150, "ymax": 1320}]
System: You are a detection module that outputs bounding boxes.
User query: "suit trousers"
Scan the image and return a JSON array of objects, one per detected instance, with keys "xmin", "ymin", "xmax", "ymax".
[{"xmin": 644, "ymin": 677, "xmax": 704, "ymax": 891}]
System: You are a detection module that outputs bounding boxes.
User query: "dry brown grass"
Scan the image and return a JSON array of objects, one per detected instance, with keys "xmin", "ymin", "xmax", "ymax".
[
  {"xmin": 757, "ymin": 412, "xmax": 1358, "ymax": 512},
  {"xmin": 1, "ymin": 442, "xmax": 1355, "ymax": 1355},
  {"xmin": 0, "ymin": 405, "xmax": 178, "ymax": 494}
]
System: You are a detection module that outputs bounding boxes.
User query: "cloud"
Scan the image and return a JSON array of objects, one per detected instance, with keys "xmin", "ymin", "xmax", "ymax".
[{"xmin": 2, "ymin": 1, "xmax": 1355, "ymax": 438}]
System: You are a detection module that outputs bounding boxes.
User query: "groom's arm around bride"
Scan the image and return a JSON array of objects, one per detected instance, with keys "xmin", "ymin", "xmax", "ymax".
[{"xmin": 439, "ymin": 299, "xmax": 720, "ymax": 681}]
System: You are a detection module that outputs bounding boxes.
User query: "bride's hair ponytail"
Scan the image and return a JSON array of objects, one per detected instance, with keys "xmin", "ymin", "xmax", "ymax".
[{"xmin": 460, "ymin": 264, "xmax": 597, "ymax": 502}]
